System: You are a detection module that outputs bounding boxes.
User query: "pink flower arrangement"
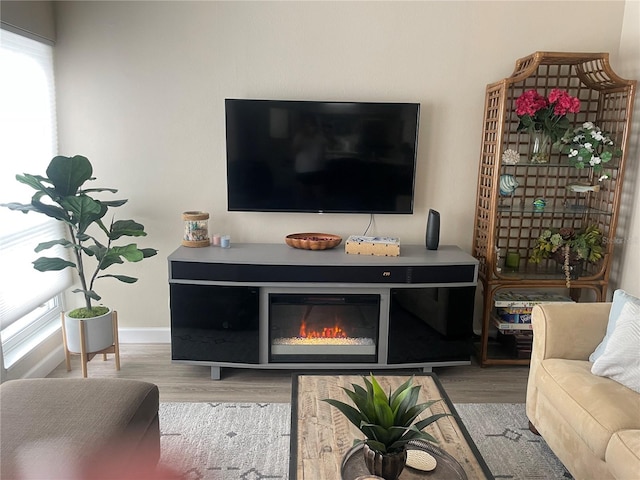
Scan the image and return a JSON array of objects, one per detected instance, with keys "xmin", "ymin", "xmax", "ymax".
[
  {"xmin": 547, "ymin": 89, "xmax": 581, "ymax": 116},
  {"xmin": 515, "ymin": 90, "xmax": 548, "ymax": 117},
  {"xmin": 515, "ymin": 88, "xmax": 581, "ymax": 143}
]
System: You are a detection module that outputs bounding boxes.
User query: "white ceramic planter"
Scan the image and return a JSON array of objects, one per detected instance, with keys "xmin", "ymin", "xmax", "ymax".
[{"xmin": 64, "ymin": 309, "xmax": 114, "ymax": 353}]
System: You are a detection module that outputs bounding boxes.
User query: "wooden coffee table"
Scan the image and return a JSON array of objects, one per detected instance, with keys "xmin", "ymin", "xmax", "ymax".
[{"xmin": 289, "ymin": 373, "xmax": 493, "ymax": 480}]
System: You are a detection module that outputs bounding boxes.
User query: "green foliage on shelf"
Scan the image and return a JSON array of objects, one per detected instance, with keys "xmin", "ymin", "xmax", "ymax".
[{"xmin": 529, "ymin": 225, "xmax": 603, "ymax": 265}]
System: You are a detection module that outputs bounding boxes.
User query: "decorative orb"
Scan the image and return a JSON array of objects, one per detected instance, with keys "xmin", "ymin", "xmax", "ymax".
[
  {"xmin": 499, "ymin": 174, "xmax": 519, "ymax": 196},
  {"xmin": 533, "ymin": 198, "xmax": 547, "ymax": 209}
]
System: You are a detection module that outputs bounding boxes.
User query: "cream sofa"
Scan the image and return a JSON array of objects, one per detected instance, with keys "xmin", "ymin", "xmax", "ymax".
[{"xmin": 526, "ymin": 302, "xmax": 640, "ymax": 480}]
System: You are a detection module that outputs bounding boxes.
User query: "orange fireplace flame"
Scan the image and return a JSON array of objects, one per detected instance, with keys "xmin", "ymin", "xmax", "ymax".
[{"xmin": 299, "ymin": 319, "xmax": 348, "ymax": 339}]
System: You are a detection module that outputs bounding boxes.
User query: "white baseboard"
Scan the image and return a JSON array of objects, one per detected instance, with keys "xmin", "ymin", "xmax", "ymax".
[
  {"xmin": 1, "ymin": 328, "xmax": 171, "ymax": 383},
  {"xmin": 2, "ymin": 332, "xmax": 66, "ymax": 382},
  {"xmin": 118, "ymin": 327, "xmax": 171, "ymax": 344},
  {"xmin": 24, "ymin": 345, "xmax": 66, "ymax": 378}
]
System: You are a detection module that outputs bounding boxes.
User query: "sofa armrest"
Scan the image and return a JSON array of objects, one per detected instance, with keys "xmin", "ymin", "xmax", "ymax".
[
  {"xmin": 531, "ymin": 302, "xmax": 611, "ymax": 361},
  {"xmin": 526, "ymin": 301, "xmax": 611, "ymax": 428}
]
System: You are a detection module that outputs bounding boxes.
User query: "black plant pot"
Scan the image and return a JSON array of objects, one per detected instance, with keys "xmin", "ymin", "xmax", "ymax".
[{"xmin": 363, "ymin": 444, "xmax": 407, "ymax": 480}]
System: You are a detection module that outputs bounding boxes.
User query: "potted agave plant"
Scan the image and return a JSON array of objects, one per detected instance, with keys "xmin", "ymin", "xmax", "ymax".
[
  {"xmin": 1, "ymin": 155, "xmax": 157, "ymax": 353},
  {"xmin": 324, "ymin": 374, "xmax": 450, "ymax": 480}
]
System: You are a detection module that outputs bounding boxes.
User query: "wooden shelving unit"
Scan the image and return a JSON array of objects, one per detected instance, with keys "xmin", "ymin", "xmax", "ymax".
[{"xmin": 472, "ymin": 52, "xmax": 636, "ymax": 367}]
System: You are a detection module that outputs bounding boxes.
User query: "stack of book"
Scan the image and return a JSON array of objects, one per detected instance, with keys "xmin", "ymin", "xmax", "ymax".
[{"xmin": 493, "ymin": 291, "xmax": 573, "ymax": 358}]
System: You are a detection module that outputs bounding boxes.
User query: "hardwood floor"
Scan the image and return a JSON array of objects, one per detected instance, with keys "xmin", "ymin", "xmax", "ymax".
[{"xmin": 47, "ymin": 344, "xmax": 530, "ymax": 404}]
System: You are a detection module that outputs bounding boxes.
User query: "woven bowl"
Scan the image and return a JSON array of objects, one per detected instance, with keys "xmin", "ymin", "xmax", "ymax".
[{"xmin": 285, "ymin": 233, "xmax": 342, "ymax": 250}]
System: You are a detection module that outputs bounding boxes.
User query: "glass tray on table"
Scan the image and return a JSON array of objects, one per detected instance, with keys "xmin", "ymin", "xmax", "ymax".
[{"xmin": 341, "ymin": 440, "xmax": 468, "ymax": 480}]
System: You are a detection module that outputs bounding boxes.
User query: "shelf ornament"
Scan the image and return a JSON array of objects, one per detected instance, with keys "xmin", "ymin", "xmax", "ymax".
[
  {"xmin": 515, "ymin": 89, "xmax": 580, "ymax": 163},
  {"xmin": 499, "ymin": 174, "xmax": 519, "ymax": 196},
  {"xmin": 501, "ymin": 149, "xmax": 520, "ymax": 165},
  {"xmin": 532, "ymin": 198, "xmax": 546, "ymax": 210},
  {"xmin": 528, "ymin": 225, "xmax": 603, "ymax": 287},
  {"xmin": 557, "ymin": 122, "xmax": 621, "ymax": 181}
]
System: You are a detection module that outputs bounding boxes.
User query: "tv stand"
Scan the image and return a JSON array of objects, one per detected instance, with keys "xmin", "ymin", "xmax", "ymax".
[{"xmin": 168, "ymin": 243, "xmax": 478, "ymax": 379}]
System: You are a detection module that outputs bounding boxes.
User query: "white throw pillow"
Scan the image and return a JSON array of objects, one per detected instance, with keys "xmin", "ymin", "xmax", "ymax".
[
  {"xmin": 590, "ymin": 289, "xmax": 640, "ymax": 362},
  {"xmin": 591, "ymin": 301, "xmax": 640, "ymax": 393}
]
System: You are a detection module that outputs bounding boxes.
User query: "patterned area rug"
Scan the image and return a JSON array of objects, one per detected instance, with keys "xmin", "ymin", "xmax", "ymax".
[
  {"xmin": 159, "ymin": 403, "xmax": 291, "ymax": 480},
  {"xmin": 454, "ymin": 403, "xmax": 572, "ymax": 479},
  {"xmin": 158, "ymin": 402, "xmax": 572, "ymax": 480}
]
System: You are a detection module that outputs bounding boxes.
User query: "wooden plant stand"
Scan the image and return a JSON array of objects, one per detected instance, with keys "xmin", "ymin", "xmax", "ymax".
[{"xmin": 61, "ymin": 311, "xmax": 121, "ymax": 378}]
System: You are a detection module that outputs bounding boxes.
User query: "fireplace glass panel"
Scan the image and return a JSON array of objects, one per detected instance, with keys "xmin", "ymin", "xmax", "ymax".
[{"xmin": 269, "ymin": 293, "xmax": 379, "ymax": 363}]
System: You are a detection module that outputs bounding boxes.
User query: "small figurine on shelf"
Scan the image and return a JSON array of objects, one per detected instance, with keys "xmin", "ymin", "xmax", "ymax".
[
  {"xmin": 499, "ymin": 174, "xmax": 519, "ymax": 196},
  {"xmin": 499, "ymin": 174, "xmax": 519, "ymax": 208},
  {"xmin": 532, "ymin": 198, "xmax": 546, "ymax": 210},
  {"xmin": 566, "ymin": 183, "xmax": 601, "ymax": 193},
  {"xmin": 502, "ymin": 149, "xmax": 520, "ymax": 165},
  {"xmin": 499, "ymin": 173, "xmax": 520, "ymax": 208}
]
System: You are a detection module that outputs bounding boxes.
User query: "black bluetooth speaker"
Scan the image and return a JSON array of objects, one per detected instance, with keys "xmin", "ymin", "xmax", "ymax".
[{"xmin": 426, "ymin": 209, "xmax": 440, "ymax": 250}]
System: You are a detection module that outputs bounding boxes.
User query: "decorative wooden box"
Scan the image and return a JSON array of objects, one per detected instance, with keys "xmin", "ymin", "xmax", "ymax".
[{"xmin": 345, "ymin": 236, "xmax": 400, "ymax": 257}]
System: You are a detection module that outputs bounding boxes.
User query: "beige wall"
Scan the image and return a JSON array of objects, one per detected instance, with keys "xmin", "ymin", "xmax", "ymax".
[
  {"xmin": 613, "ymin": 0, "xmax": 640, "ymax": 298},
  {"xmin": 51, "ymin": 1, "xmax": 638, "ymax": 330}
]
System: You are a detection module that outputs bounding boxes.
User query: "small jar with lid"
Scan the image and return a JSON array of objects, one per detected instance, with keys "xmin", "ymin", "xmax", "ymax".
[{"xmin": 182, "ymin": 211, "xmax": 210, "ymax": 247}]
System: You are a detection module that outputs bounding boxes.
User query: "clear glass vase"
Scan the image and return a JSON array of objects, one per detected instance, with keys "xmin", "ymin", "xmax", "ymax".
[{"xmin": 530, "ymin": 129, "xmax": 551, "ymax": 163}]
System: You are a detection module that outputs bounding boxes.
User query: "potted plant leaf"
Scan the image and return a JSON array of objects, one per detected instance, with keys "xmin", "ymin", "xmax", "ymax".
[
  {"xmin": 528, "ymin": 225, "xmax": 603, "ymax": 288},
  {"xmin": 1, "ymin": 155, "xmax": 157, "ymax": 353},
  {"xmin": 323, "ymin": 374, "xmax": 451, "ymax": 480}
]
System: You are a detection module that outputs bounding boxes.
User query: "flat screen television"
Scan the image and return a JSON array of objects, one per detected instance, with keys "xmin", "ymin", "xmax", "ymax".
[{"xmin": 225, "ymin": 99, "xmax": 420, "ymax": 214}]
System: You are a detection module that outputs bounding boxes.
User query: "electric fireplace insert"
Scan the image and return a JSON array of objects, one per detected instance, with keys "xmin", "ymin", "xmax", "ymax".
[{"xmin": 269, "ymin": 293, "xmax": 379, "ymax": 363}]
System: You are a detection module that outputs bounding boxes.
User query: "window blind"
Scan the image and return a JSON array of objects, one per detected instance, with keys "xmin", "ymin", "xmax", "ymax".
[
  {"xmin": 0, "ymin": 222, "xmax": 72, "ymax": 330},
  {"xmin": 0, "ymin": 29, "xmax": 72, "ymax": 331}
]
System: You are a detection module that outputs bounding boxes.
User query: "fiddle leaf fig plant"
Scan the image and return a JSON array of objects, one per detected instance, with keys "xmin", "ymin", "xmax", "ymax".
[
  {"xmin": 1, "ymin": 155, "xmax": 157, "ymax": 318},
  {"xmin": 323, "ymin": 374, "xmax": 451, "ymax": 454}
]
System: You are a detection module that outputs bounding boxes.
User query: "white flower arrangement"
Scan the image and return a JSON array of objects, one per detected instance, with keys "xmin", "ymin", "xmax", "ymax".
[{"xmin": 558, "ymin": 122, "xmax": 621, "ymax": 179}]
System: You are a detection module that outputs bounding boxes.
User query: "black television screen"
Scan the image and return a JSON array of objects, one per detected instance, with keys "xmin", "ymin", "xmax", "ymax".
[{"xmin": 225, "ymin": 99, "xmax": 420, "ymax": 214}]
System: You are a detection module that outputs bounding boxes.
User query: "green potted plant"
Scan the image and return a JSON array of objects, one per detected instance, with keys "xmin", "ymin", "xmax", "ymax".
[
  {"xmin": 323, "ymin": 374, "xmax": 450, "ymax": 480},
  {"xmin": 528, "ymin": 225, "xmax": 603, "ymax": 287},
  {"xmin": 2, "ymin": 155, "xmax": 157, "ymax": 353}
]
